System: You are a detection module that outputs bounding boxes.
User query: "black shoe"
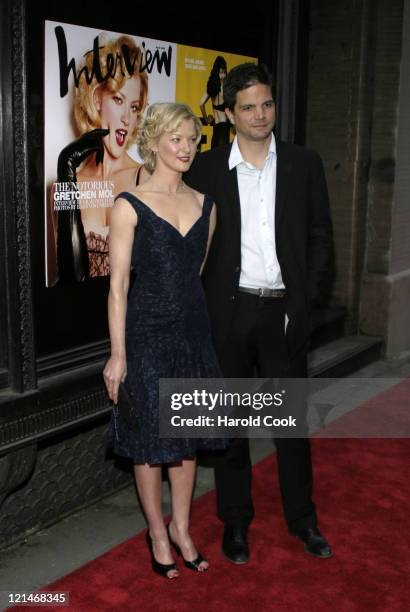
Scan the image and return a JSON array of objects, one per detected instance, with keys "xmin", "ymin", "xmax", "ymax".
[
  {"xmin": 167, "ymin": 524, "xmax": 208, "ymax": 572},
  {"xmin": 222, "ymin": 524, "xmax": 249, "ymax": 564},
  {"xmin": 289, "ymin": 527, "xmax": 332, "ymax": 559},
  {"xmin": 146, "ymin": 531, "xmax": 179, "ymax": 578}
]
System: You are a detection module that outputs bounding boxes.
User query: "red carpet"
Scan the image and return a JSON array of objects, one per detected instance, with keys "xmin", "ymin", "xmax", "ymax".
[
  {"xmin": 316, "ymin": 377, "xmax": 410, "ymax": 437},
  {"xmin": 10, "ymin": 438, "xmax": 410, "ymax": 611}
]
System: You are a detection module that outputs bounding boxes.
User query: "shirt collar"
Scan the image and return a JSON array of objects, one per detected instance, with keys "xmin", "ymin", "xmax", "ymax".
[{"xmin": 228, "ymin": 132, "xmax": 276, "ymax": 170}]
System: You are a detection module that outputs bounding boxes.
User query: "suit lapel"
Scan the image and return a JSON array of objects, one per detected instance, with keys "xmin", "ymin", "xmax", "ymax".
[
  {"xmin": 219, "ymin": 144, "xmax": 241, "ymax": 234},
  {"xmin": 275, "ymin": 140, "xmax": 292, "ymax": 232},
  {"xmin": 228, "ymin": 167, "xmax": 241, "ymax": 234}
]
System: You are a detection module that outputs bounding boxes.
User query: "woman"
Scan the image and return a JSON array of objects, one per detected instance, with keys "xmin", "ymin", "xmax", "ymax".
[
  {"xmin": 53, "ymin": 35, "xmax": 149, "ymax": 283},
  {"xmin": 103, "ymin": 102, "xmax": 225, "ymax": 578},
  {"xmin": 199, "ymin": 56, "xmax": 230, "ymax": 148}
]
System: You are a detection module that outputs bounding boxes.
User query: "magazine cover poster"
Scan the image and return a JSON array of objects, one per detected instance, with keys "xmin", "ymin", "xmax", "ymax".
[
  {"xmin": 44, "ymin": 21, "xmax": 176, "ymax": 286},
  {"xmin": 175, "ymin": 46, "xmax": 256, "ymax": 152},
  {"xmin": 44, "ymin": 21, "xmax": 257, "ymax": 287}
]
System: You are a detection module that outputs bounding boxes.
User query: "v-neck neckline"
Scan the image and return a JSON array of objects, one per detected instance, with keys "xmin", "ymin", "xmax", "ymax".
[{"xmin": 131, "ymin": 194, "xmax": 205, "ymax": 239}]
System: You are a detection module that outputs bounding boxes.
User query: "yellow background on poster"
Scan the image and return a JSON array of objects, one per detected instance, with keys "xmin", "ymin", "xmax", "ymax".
[{"xmin": 176, "ymin": 46, "xmax": 257, "ymax": 152}]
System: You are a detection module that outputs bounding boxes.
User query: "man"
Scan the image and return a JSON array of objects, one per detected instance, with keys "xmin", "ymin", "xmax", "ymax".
[{"xmin": 186, "ymin": 63, "xmax": 333, "ymax": 564}]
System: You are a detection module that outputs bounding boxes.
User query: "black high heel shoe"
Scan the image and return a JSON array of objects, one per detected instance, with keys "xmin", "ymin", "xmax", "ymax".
[
  {"xmin": 167, "ymin": 524, "xmax": 208, "ymax": 572},
  {"xmin": 146, "ymin": 531, "xmax": 179, "ymax": 579}
]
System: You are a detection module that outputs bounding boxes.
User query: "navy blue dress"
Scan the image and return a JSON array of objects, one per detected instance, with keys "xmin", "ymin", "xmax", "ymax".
[{"xmin": 106, "ymin": 191, "xmax": 225, "ymax": 464}]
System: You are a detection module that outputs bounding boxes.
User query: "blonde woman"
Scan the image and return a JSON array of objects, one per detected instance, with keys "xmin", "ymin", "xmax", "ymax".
[{"xmin": 104, "ymin": 103, "xmax": 226, "ymax": 578}]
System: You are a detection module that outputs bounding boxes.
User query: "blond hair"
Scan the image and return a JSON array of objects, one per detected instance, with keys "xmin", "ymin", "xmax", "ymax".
[
  {"xmin": 138, "ymin": 103, "xmax": 202, "ymax": 173},
  {"xmin": 73, "ymin": 35, "xmax": 148, "ymax": 144}
]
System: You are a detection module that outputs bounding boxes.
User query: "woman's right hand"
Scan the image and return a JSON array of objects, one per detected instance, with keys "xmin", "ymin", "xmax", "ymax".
[{"xmin": 103, "ymin": 356, "xmax": 127, "ymax": 405}]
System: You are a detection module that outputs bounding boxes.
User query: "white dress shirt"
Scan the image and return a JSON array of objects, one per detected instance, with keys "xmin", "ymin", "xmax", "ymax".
[{"xmin": 229, "ymin": 134, "xmax": 284, "ymax": 290}]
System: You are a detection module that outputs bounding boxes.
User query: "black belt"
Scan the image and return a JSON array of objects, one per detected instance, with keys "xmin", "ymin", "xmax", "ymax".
[{"xmin": 238, "ymin": 286, "xmax": 286, "ymax": 298}]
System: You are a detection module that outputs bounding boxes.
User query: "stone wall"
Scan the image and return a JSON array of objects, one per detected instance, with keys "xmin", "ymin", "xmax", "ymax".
[{"xmin": 305, "ymin": 0, "xmax": 409, "ymax": 356}]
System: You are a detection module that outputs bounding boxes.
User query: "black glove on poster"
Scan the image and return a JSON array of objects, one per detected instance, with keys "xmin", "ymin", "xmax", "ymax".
[{"xmin": 56, "ymin": 128, "xmax": 109, "ymax": 282}]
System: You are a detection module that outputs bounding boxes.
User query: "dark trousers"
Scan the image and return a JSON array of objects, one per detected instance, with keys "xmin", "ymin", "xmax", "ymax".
[{"xmin": 214, "ymin": 292, "xmax": 317, "ymax": 532}]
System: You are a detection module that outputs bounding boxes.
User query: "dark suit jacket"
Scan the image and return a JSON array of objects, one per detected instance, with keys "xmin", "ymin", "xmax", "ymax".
[{"xmin": 185, "ymin": 140, "xmax": 334, "ymax": 358}]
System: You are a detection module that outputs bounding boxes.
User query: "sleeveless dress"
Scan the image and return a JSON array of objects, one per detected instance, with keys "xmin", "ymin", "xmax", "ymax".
[{"xmin": 106, "ymin": 191, "xmax": 226, "ymax": 464}]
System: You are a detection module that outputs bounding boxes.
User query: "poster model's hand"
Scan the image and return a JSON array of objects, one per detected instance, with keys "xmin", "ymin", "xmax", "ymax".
[
  {"xmin": 57, "ymin": 128, "xmax": 109, "ymax": 182},
  {"xmin": 56, "ymin": 129, "xmax": 108, "ymax": 283}
]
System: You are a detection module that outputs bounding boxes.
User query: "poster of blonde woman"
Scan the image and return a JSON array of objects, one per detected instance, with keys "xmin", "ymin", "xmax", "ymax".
[{"xmin": 44, "ymin": 21, "xmax": 176, "ymax": 285}]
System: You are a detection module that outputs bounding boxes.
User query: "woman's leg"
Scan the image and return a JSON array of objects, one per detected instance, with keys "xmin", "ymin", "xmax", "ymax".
[
  {"xmin": 168, "ymin": 458, "xmax": 209, "ymax": 570},
  {"xmin": 134, "ymin": 463, "xmax": 179, "ymax": 577}
]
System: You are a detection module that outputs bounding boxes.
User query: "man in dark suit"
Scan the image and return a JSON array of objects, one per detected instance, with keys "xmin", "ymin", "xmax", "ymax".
[{"xmin": 186, "ymin": 63, "xmax": 333, "ymax": 563}]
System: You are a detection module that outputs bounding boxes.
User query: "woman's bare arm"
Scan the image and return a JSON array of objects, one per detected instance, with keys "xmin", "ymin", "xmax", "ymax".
[{"xmin": 103, "ymin": 198, "xmax": 137, "ymax": 403}]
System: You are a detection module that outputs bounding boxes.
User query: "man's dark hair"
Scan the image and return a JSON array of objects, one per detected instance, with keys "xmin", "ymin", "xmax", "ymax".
[{"xmin": 223, "ymin": 63, "xmax": 274, "ymax": 111}]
